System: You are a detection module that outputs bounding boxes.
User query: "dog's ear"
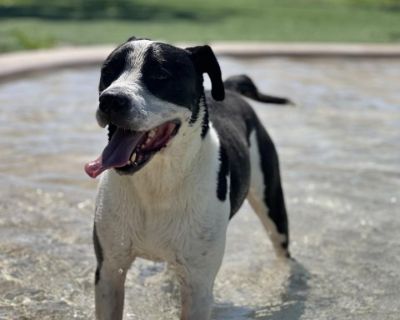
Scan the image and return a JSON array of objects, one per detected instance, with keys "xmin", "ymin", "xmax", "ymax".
[
  {"xmin": 186, "ymin": 45, "xmax": 225, "ymax": 101},
  {"xmin": 125, "ymin": 36, "xmax": 151, "ymax": 43},
  {"xmin": 126, "ymin": 36, "xmax": 138, "ymax": 42}
]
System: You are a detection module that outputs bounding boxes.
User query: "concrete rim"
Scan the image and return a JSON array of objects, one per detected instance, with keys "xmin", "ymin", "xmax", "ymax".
[{"xmin": 1, "ymin": 42, "xmax": 400, "ymax": 82}]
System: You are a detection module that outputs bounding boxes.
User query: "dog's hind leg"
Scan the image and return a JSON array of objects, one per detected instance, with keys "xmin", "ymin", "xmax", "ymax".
[
  {"xmin": 247, "ymin": 124, "xmax": 290, "ymax": 258},
  {"xmin": 93, "ymin": 224, "xmax": 133, "ymax": 320}
]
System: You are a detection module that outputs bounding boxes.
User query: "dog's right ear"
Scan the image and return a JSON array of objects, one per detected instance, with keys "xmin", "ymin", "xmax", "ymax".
[{"xmin": 186, "ymin": 45, "xmax": 225, "ymax": 101}]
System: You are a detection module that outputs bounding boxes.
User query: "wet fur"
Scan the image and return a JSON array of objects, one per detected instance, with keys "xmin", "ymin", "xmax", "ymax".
[{"xmin": 92, "ymin": 38, "xmax": 290, "ymax": 320}]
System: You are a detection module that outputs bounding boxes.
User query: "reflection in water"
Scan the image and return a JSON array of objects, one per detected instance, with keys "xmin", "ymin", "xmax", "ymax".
[{"xmin": 0, "ymin": 58, "xmax": 400, "ymax": 319}]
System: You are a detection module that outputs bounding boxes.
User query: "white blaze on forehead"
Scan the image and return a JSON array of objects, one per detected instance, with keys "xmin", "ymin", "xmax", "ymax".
[
  {"xmin": 103, "ymin": 39, "xmax": 152, "ymax": 92},
  {"xmin": 103, "ymin": 39, "xmax": 153, "ymax": 90},
  {"xmin": 121, "ymin": 39, "xmax": 154, "ymax": 81}
]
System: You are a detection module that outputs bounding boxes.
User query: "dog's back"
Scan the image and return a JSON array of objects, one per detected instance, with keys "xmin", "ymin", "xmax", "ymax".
[{"xmin": 207, "ymin": 89, "xmax": 289, "ymax": 256}]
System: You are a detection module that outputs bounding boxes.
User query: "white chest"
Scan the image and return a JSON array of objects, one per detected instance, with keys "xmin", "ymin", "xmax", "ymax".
[{"xmin": 95, "ymin": 125, "xmax": 230, "ymax": 262}]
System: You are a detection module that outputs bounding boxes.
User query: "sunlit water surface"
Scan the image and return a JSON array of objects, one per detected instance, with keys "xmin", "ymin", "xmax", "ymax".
[{"xmin": 0, "ymin": 57, "xmax": 399, "ymax": 319}]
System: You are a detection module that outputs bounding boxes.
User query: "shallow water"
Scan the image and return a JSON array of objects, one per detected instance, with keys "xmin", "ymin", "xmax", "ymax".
[{"xmin": 0, "ymin": 57, "xmax": 399, "ymax": 320}]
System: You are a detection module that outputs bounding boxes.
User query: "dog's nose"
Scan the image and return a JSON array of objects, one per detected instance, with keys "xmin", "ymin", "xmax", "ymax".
[{"xmin": 99, "ymin": 92, "xmax": 131, "ymax": 114}]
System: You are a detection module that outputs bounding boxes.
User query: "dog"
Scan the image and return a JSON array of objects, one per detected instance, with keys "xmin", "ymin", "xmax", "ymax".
[{"xmin": 85, "ymin": 37, "xmax": 290, "ymax": 320}]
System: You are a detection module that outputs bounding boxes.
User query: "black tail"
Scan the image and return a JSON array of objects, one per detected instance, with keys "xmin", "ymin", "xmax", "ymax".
[{"xmin": 224, "ymin": 74, "xmax": 294, "ymax": 105}]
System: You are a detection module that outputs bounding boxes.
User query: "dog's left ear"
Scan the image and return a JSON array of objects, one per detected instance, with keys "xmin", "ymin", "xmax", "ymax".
[{"xmin": 186, "ymin": 45, "xmax": 225, "ymax": 101}]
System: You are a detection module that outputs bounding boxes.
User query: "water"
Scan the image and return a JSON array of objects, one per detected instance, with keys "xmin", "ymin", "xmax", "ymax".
[{"xmin": 0, "ymin": 57, "xmax": 399, "ymax": 319}]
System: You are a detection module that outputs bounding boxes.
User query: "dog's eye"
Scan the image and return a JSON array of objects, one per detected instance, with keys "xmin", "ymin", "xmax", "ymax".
[{"xmin": 150, "ymin": 68, "xmax": 172, "ymax": 81}]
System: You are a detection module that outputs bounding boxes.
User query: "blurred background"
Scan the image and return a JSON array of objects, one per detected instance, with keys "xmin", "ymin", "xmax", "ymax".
[
  {"xmin": 1, "ymin": 0, "xmax": 400, "ymax": 52},
  {"xmin": 1, "ymin": 1, "xmax": 400, "ymax": 320}
]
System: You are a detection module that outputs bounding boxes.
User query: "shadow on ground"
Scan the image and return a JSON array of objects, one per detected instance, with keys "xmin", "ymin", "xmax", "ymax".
[{"xmin": 213, "ymin": 260, "xmax": 310, "ymax": 320}]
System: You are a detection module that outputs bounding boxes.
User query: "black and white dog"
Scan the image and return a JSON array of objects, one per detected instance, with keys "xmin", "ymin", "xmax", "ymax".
[{"xmin": 85, "ymin": 37, "xmax": 290, "ymax": 320}]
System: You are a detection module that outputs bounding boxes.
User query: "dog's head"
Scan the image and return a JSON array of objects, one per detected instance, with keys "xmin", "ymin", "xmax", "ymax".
[{"xmin": 85, "ymin": 37, "xmax": 224, "ymax": 178}]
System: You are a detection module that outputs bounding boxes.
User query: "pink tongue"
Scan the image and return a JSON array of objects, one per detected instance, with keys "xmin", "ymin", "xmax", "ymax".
[{"xmin": 84, "ymin": 129, "xmax": 145, "ymax": 178}]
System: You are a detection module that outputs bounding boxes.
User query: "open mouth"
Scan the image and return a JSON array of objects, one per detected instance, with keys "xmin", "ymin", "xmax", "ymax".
[{"xmin": 84, "ymin": 120, "xmax": 180, "ymax": 178}]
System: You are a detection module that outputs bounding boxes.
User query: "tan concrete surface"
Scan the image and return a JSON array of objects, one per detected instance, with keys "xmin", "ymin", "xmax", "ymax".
[
  {"xmin": 1, "ymin": 43, "xmax": 400, "ymax": 81},
  {"xmin": 0, "ymin": 46, "xmax": 115, "ymax": 81}
]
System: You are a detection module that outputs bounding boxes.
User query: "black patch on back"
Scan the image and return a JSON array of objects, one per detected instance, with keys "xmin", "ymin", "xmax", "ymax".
[
  {"xmin": 217, "ymin": 145, "xmax": 229, "ymax": 201},
  {"xmin": 208, "ymin": 90, "xmax": 257, "ymax": 216},
  {"xmin": 141, "ymin": 43, "xmax": 201, "ymax": 109},
  {"xmin": 93, "ymin": 224, "xmax": 103, "ymax": 285},
  {"xmin": 209, "ymin": 89, "xmax": 289, "ymax": 241}
]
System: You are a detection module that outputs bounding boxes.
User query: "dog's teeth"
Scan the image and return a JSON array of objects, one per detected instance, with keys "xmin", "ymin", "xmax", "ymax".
[
  {"xmin": 148, "ymin": 130, "xmax": 156, "ymax": 138},
  {"xmin": 130, "ymin": 152, "xmax": 136, "ymax": 161}
]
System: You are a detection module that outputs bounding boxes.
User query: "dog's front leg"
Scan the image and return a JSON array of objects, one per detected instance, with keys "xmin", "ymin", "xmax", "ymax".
[
  {"xmin": 95, "ymin": 260, "xmax": 130, "ymax": 320},
  {"xmin": 177, "ymin": 239, "xmax": 226, "ymax": 320},
  {"xmin": 180, "ymin": 275, "xmax": 213, "ymax": 320},
  {"xmin": 93, "ymin": 224, "xmax": 134, "ymax": 320}
]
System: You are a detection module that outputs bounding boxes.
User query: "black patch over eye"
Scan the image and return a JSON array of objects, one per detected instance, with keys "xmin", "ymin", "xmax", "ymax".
[
  {"xmin": 149, "ymin": 69, "xmax": 172, "ymax": 81},
  {"xmin": 141, "ymin": 44, "xmax": 199, "ymax": 108},
  {"xmin": 99, "ymin": 46, "xmax": 130, "ymax": 92}
]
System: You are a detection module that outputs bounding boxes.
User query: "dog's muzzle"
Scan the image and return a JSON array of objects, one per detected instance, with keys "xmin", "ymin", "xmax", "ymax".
[
  {"xmin": 84, "ymin": 120, "xmax": 180, "ymax": 178},
  {"xmin": 96, "ymin": 91, "xmax": 140, "ymax": 129}
]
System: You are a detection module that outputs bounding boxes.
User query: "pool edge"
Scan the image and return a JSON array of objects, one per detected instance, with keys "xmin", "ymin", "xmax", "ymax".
[{"xmin": 1, "ymin": 42, "xmax": 400, "ymax": 82}]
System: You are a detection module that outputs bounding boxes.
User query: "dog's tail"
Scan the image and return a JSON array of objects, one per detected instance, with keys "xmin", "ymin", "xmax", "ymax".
[{"xmin": 224, "ymin": 74, "xmax": 294, "ymax": 106}]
